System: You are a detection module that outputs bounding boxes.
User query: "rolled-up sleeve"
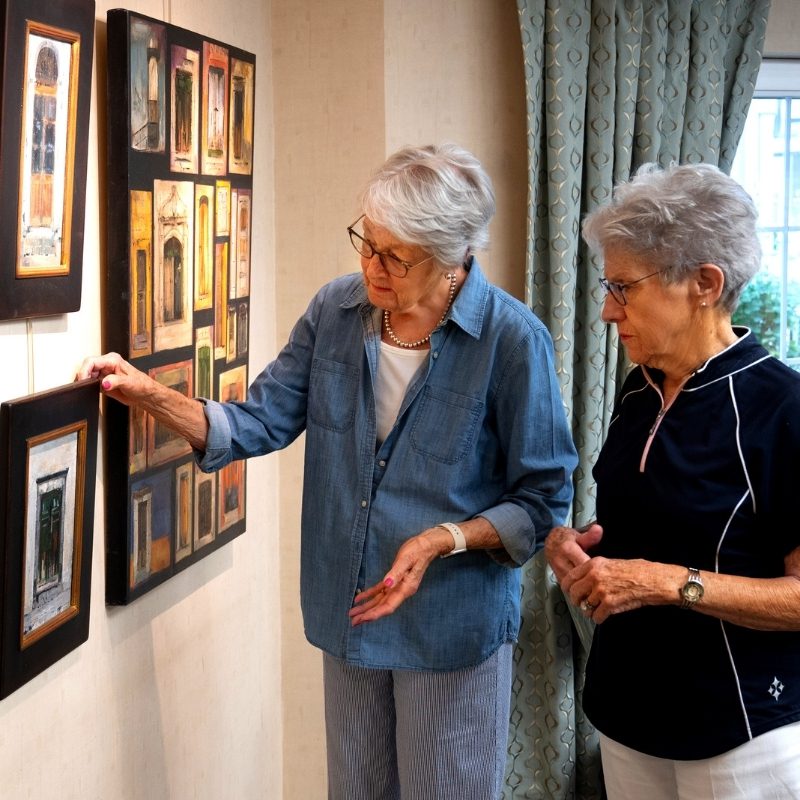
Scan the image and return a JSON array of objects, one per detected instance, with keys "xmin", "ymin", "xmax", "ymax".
[{"xmin": 195, "ymin": 398, "xmax": 234, "ymax": 472}]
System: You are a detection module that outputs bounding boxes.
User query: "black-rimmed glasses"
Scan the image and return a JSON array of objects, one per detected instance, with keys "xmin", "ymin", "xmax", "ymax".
[
  {"xmin": 598, "ymin": 267, "xmax": 672, "ymax": 306},
  {"xmin": 347, "ymin": 215, "xmax": 434, "ymax": 278}
]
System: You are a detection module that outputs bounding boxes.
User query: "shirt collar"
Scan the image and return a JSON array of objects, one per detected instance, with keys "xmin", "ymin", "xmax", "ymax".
[
  {"xmin": 339, "ymin": 255, "xmax": 491, "ymax": 340},
  {"xmin": 642, "ymin": 327, "xmax": 771, "ymax": 389}
]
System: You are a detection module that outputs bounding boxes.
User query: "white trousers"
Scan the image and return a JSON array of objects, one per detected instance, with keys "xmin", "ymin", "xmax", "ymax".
[{"xmin": 600, "ymin": 720, "xmax": 800, "ymax": 799}]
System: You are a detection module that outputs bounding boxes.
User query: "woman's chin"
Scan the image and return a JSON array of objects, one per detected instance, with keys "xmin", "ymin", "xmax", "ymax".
[{"xmin": 366, "ymin": 285, "xmax": 394, "ymax": 309}]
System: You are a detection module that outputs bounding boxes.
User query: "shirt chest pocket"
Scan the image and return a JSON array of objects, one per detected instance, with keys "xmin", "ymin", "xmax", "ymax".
[
  {"xmin": 308, "ymin": 358, "xmax": 359, "ymax": 432},
  {"xmin": 410, "ymin": 385, "xmax": 484, "ymax": 465}
]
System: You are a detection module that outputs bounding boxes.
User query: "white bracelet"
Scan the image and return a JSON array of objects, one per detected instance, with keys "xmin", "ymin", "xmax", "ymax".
[{"xmin": 438, "ymin": 522, "xmax": 467, "ymax": 558}]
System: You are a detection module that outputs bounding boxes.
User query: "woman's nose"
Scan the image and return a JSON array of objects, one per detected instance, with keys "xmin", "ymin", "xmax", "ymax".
[
  {"xmin": 365, "ymin": 252, "xmax": 388, "ymax": 275},
  {"xmin": 600, "ymin": 293, "xmax": 624, "ymax": 324}
]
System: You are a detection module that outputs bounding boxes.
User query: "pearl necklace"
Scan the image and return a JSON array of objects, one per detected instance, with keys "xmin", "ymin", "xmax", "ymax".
[{"xmin": 383, "ymin": 272, "xmax": 457, "ymax": 349}]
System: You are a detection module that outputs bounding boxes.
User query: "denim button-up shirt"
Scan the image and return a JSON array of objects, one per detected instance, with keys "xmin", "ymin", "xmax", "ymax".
[{"xmin": 198, "ymin": 259, "xmax": 577, "ymax": 671}]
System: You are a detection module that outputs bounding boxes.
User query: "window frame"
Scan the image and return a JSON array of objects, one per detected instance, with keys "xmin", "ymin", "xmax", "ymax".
[{"xmin": 732, "ymin": 58, "xmax": 800, "ymax": 365}]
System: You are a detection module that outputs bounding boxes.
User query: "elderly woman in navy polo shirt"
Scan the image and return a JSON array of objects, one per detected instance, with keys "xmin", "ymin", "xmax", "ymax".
[{"xmin": 547, "ymin": 162, "xmax": 800, "ymax": 800}]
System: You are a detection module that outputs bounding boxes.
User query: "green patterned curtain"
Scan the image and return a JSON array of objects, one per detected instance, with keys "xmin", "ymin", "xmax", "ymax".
[{"xmin": 505, "ymin": 2, "xmax": 770, "ymax": 798}]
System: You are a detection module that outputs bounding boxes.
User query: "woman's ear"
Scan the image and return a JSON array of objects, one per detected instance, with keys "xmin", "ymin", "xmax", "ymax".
[{"xmin": 695, "ymin": 263, "xmax": 725, "ymax": 306}]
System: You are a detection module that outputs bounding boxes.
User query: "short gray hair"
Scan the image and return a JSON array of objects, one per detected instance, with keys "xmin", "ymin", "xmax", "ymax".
[
  {"xmin": 359, "ymin": 143, "xmax": 496, "ymax": 269},
  {"xmin": 582, "ymin": 162, "xmax": 761, "ymax": 312}
]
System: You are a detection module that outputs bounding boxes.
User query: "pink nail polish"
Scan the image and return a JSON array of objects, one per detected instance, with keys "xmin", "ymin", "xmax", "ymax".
[
  {"xmin": 384, "ymin": 577, "xmax": 394, "ymax": 588},
  {"xmin": 102, "ymin": 380, "xmax": 111, "ymax": 390}
]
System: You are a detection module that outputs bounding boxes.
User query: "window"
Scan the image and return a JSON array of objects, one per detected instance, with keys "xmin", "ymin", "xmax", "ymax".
[{"xmin": 731, "ymin": 59, "xmax": 800, "ymax": 367}]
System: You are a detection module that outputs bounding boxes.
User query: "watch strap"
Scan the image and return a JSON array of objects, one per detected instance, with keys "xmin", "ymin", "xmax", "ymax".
[{"xmin": 438, "ymin": 522, "xmax": 467, "ymax": 558}]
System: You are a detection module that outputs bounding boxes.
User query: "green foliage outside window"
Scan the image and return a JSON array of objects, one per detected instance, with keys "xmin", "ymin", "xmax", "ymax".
[{"xmin": 733, "ymin": 271, "xmax": 800, "ymax": 358}]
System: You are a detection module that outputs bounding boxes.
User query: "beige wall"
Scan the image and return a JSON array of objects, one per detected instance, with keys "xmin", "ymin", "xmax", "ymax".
[
  {"xmin": 1, "ymin": 0, "xmax": 795, "ymax": 798},
  {"xmin": 765, "ymin": 0, "xmax": 800, "ymax": 56},
  {"xmin": 0, "ymin": 0, "xmax": 279, "ymax": 797}
]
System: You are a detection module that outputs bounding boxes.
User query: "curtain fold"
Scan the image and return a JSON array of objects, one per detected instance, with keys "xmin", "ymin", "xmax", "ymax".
[{"xmin": 505, "ymin": 2, "xmax": 770, "ymax": 797}]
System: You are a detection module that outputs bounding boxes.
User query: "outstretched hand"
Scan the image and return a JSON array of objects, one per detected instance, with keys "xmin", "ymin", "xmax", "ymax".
[{"xmin": 349, "ymin": 529, "xmax": 444, "ymax": 626}]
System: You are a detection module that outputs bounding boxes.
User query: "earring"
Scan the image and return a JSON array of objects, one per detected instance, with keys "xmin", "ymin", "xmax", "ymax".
[{"xmin": 700, "ymin": 301, "xmax": 707, "ymax": 308}]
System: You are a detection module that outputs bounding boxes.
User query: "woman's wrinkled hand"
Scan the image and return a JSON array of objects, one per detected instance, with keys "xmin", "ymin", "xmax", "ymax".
[
  {"xmin": 561, "ymin": 556, "xmax": 667, "ymax": 623},
  {"xmin": 348, "ymin": 529, "xmax": 445, "ymax": 626},
  {"xmin": 76, "ymin": 352, "xmax": 151, "ymax": 407},
  {"xmin": 544, "ymin": 522, "xmax": 603, "ymax": 584}
]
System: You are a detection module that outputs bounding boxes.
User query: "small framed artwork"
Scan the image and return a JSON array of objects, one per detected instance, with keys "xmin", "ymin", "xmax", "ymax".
[
  {"xmin": 169, "ymin": 44, "xmax": 199, "ymax": 174},
  {"xmin": 129, "ymin": 15, "xmax": 166, "ymax": 153},
  {"xmin": 230, "ymin": 188, "xmax": 251, "ymax": 299},
  {"xmin": 0, "ymin": 0, "xmax": 95, "ymax": 320},
  {"xmin": 215, "ymin": 180, "xmax": 231, "ymax": 236},
  {"xmin": 173, "ymin": 462, "xmax": 193, "ymax": 563},
  {"xmin": 217, "ymin": 365, "xmax": 247, "ymax": 532},
  {"xmin": 194, "ymin": 183, "xmax": 214, "ymax": 310},
  {"xmin": 0, "ymin": 378, "xmax": 99, "ymax": 699},
  {"xmin": 193, "ymin": 465, "xmax": 215, "ymax": 550},
  {"xmin": 228, "ymin": 57, "xmax": 254, "ymax": 175},
  {"xmin": 201, "ymin": 41, "xmax": 228, "ymax": 176},
  {"xmin": 147, "ymin": 360, "xmax": 193, "ymax": 467},
  {"xmin": 105, "ymin": 9, "xmax": 254, "ymax": 604},
  {"xmin": 195, "ymin": 326, "xmax": 214, "ymax": 399}
]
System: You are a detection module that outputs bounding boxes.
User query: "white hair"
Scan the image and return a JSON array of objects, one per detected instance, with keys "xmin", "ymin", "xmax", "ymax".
[
  {"xmin": 359, "ymin": 143, "xmax": 496, "ymax": 268},
  {"xmin": 582, "ymin": 162, "xmax": 761, "ymax": 312}
]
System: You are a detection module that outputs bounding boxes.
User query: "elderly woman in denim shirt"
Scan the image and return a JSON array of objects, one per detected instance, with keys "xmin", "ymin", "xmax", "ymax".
[{"xmin": 78, "ymin": 143, "xmax": 577, "ymax": 799}]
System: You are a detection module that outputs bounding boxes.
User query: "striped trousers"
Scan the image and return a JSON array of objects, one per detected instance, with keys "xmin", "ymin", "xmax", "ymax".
[{"xmin": 323, "ymin": 643, "xmax": 513, "ymax": 800}]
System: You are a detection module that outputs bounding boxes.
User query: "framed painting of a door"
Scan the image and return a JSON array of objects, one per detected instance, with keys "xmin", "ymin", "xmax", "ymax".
[
  {"xmin": 0, "ymin": 0, "xmax": 95, "ymax": 320},
  {"xmin": 0, "ymin": 378, "xmax": 99, "ymax": 699},
  {"xmin": 105, "ymin": 9, "xmax": 254, "ymax": 604}
]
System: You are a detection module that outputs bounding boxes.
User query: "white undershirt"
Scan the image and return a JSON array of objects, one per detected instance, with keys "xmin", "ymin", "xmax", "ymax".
[{"xmin": 376, "ymin": 341, "xmax": 428, "ymax": 444}]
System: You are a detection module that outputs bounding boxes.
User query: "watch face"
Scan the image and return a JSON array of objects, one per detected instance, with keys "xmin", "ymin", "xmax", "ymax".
[{"xmin": 684, "ymin": 584, "xmax": 702, "ymax": 602}]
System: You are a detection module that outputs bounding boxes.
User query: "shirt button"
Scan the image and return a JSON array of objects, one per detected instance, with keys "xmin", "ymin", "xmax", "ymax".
[
  {"xmin": 432, "ymin": 351, "xmax": 438, "ymax": 358},
  {"xmin": 378, "ymin": 460, "xmax": 386, "ymax": 467},
  {"xmin": 360, "ymin": 499, "xmax": 367, "ymax": 508}
]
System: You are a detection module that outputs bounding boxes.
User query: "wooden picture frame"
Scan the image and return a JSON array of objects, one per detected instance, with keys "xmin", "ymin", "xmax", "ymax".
[
  {"xmin": 217, "ymin": 365, "xmax": 247, "ymax": 532},
  {"xmin": 105, "ymin": 9, "xmax": 255, "ymax": 604},
  {"xmin": 0, "ymin": 0, "xmax": 95, "ymax": 320},
  {"xmin": 0, "ymin": 378, "xmax": 99, "ymax": 699}
]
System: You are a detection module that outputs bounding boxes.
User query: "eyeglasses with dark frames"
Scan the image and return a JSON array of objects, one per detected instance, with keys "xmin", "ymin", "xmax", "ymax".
[
  {"xmin": 347, "ymin": 214, "xmax": 434, "ymax": 278},
  {"xmin": 598, "ymin": 266, "xmax": 674, "ymax": 306}
]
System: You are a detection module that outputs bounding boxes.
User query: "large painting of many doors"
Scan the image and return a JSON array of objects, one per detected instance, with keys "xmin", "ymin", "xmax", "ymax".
[{"xmin": 105, "ymin": 9, "xmax": 255, "ymax": 604}]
